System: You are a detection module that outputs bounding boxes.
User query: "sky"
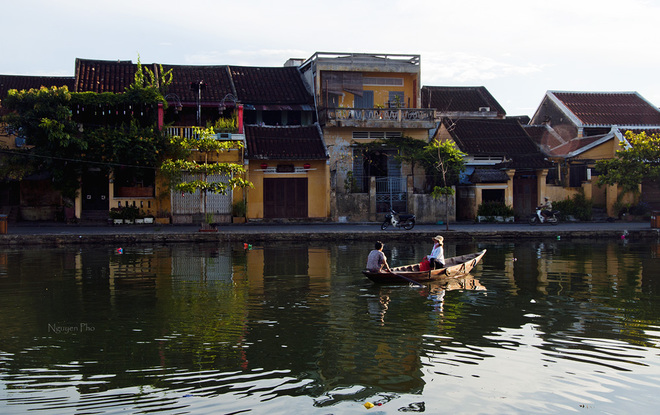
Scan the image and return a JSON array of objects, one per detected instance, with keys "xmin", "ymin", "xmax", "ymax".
[{"xmin": 3, "ymin": 0, "xmax": 660, "ymax": 117}]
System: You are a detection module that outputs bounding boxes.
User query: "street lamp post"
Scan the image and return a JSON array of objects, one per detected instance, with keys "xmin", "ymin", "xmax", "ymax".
[{"xmin": 190, "ymin": 81, "xmax": 206, "ymax": 126}]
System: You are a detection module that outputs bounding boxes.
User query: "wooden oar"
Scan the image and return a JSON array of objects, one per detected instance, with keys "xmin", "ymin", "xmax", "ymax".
[{"xmin": 389, "ymin": 270, "xmax": 425, "ymax": 287}]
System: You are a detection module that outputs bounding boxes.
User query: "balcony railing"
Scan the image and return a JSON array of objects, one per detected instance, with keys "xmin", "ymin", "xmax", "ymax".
[
  {"xmin": 165, "ymin": 126, "xmax": 243, "ymax": 141},
  {"xmin": 320, "ymin": 107, "xmax": 435, "ymax": 126}
]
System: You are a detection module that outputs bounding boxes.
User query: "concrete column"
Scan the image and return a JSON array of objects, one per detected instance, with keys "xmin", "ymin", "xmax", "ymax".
[
  {"xmin": 475, "ymin": 187, "xmax": 483, "ymax": 216},
  {"xmin": 505, "ymin": 169, "xmax": 516, "ymax": 207},
  {"xmin": 108, "ymin": 171, "xmax": 115, "ymax": 208},
  {"xmin": 407, "ymin": 175, "xmax": 414, "ymax": 213},
  {"xmin": 325, "ymin": 161, "xmax": 332, "ymax": 218},
  {"xmin": 75, "ymin": 186, "xmax": 82, "ymax": 220},
  {"xmin": 537, "ymin": 169, "xmax": 549, "ymax": 205},
  {"xmin": 606, "ymin": 184, "xmax": 618, "ymax": 217}
]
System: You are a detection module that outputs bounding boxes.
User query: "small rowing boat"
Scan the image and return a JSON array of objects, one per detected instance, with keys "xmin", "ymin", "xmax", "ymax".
[{"xmin": 363, "ymin": 249, "xmax": 486, "ymax": 284}]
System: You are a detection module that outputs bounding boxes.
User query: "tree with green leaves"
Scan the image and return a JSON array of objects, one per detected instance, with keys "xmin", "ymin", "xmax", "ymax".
[
  {"xmin": 1, "ymin": 86, "xmax": 169, "ymax": 200},
  {"xmin": 1, "ymin": 55, "xmax": 174, "ymax": 202},
  {"xmin": 596, "ymin": 130, "xmax": 660, "ymax": 195},
  {"xmin": 382, "ymin": 135, "xmax": 428, "ymax": 178},
  {"xmin": 160, "ymin": 127, "xmax": 252, "ymax": 225},
  {"xmin": 427, "ymin": 139, "xmax": 466, "ymax": 230}
]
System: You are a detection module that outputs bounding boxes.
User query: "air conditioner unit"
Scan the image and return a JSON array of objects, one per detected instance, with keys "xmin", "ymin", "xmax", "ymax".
[
  {"xmin": 478, "ymin": 107, "xmax": 490, "ymax": 112},
  {"xmin": 215, "ymin": 133, "xmax": 232, "ymax": 140}
]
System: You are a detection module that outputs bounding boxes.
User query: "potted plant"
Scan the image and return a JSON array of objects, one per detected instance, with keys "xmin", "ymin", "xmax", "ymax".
[
  {"xmin": 122, "ymin": 205, "xmax": 141, "ymax": 224},
  {"xmin": 109, "ymin": 208, "xmax": 123, "ymax": 225},
  {"xmin": 143, "ymin": 212, "xmax": 154, "ymax": 224},
  {"xmin": 477, "ymin": 201, "xmax": 515, "ymax": 223},
  {"xmin": 232, "ymin": 200, "xmax": 246, "ymax": 224},
  {"xmin": 199, "ymin": 212, "xmax": 218, "ymax": 232}
]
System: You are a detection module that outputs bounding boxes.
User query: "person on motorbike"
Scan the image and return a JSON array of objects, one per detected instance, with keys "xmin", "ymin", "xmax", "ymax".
[{"xmin": 540, "ymin": 197, "xmax": 552, "ymax": 219}]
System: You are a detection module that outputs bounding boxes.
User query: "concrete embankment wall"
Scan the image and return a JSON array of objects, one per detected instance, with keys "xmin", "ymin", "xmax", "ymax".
[{"xmin": 1, "ymin": 229, "xmax": 659, "ymax": 246}]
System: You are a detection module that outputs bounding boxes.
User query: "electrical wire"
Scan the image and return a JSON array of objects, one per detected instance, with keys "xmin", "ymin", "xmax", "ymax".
[{"xmin": 0, "ymin": 147, "xmax": 158, "ymax": 170}]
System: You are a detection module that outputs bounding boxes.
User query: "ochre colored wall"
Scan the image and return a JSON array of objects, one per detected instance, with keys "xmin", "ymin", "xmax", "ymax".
[
  {"xmin": 245, "ymin": 159, "xmax": 330, "ymax": 219},
  {"xmin": 336, "ymin": 72, "xmax": 419, "ymax": 108},
  {"xmin": 572, "ymin": 139, "xmax": 618, "ymax": 161}
]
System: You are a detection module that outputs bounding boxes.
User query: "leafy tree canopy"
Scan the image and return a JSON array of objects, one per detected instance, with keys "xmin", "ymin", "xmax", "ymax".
[
  {"xmin": 426, "ymin": 139, "xmax": 466, "ymax": 190},
  {"xmin": 427, "ymin": 139, "xmax": 465, "ymax": 230},
  {"xmin": 0, "ymin": 55, "xmax": 174, "ymax": 199},
  {"xmin": 595, "ymin": 131, "xmax": 660, "ymax": 194},
  {"xmin": 1, "ymin": 86, "xmax": 169, "ymax": 198},
  {"xmin": 160, "ymin": 127, "xmax": 252, "ymax": 196}
]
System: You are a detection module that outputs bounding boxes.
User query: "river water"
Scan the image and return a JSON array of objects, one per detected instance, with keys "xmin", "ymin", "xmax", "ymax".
[{"xmin": 1, "ymin": 238, "xmax": 660, "ymax": 414}]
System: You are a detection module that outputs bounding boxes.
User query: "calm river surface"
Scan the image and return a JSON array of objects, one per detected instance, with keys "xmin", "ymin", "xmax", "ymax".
[{"xmin": 1, "ymin": 238, "xmax": 660, "ymax": 414}]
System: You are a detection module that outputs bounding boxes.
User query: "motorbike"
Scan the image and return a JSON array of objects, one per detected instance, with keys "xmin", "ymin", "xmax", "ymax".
[
  {"xmin": 528, "ymin": 207, "xmax": 560, "ymax": 225},
  {"xmin": 381, "ymin": 209, "xmax": 416, "ymax": 230}
]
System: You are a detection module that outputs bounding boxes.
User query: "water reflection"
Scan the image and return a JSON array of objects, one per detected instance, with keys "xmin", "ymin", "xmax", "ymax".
[{"xmin": 0, "ymin": 239, "xmax": 660, "ymax": 413}]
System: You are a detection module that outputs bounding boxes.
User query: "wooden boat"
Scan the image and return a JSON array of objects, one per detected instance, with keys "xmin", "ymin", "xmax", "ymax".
[{"xmin": 363, "ymin": 249, "xmax": 487, "ymax": 284}]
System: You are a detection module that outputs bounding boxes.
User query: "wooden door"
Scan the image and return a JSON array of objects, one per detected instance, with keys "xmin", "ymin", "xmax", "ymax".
[
  {"xmin": 82, "ymin": 169, "xmax": 109, "ymax": 211},
  {"xmin": 513, "ymin": 174, "xmax": 537, "ymax": 217},
  {"xmin": 264, "ymin": 178, "xmax": 308, "ymax": 218}
]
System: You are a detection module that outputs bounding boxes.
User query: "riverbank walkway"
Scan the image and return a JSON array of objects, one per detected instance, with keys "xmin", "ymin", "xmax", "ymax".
[{"xmin": 1, "ymin": 220, "xmax": 657, "ymax": 245}]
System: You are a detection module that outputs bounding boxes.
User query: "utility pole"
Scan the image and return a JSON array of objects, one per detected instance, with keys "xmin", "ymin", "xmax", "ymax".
[{"xmin": 190, "ymin": 81, "xmax": 206, "ymax": 126}]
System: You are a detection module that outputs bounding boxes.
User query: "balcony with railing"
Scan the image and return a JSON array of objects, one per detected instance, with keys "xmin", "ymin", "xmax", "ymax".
[
  {"xmin": 164, "ymin": 126, "xmax": 245, "ymax": 142},
  {"xmin": 319, "ymin": 107, "xmax": 436, "ymax": 129}
]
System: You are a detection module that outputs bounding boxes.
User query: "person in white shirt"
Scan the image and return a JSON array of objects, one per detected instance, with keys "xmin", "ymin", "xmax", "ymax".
[
  {"xmin": 540, "ymin": 197, "xmax": 553, "ymax": 218},
  {"xmin": 427, "ymin": 235, "xmax": 445, "ymax": 269}
]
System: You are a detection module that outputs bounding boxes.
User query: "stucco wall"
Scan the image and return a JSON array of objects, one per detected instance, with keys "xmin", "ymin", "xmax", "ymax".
[
  {"xmin": 335, "ymin": 193, "xmax": 370, "ymax": 222},
  {"xmin": 335, "ymin": 192, "xmax": 454, "ymax": 223},
  {"xmin": 410, "ymin": 193, "xmax": 455, "ymax": 223}
]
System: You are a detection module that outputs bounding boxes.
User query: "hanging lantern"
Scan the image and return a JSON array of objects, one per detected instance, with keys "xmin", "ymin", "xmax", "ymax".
[
  {"xmin": 303, "ymin": 163, "xmax": 311, "ymax": 170},
  {"xmin": 260, "ymin": 163, "xmax": 268, "ymax": 170}
]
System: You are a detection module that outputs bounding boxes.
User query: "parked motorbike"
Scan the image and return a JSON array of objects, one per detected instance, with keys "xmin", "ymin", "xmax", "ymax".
[
  {"xmin": 381, "ymin": 209, "xmax": 416, "ymax": 230},
  {"xmin": 528, "ymin": 207, "xmax": 560, "ymax": 225}
]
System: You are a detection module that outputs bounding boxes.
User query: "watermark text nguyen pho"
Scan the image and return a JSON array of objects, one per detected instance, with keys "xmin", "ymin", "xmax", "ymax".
[{"xmin": 48, "ymin": 323, "xmax": 95, "ymax": 334}]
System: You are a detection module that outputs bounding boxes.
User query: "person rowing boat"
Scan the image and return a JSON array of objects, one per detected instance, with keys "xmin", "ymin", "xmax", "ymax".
[{"xmin": 365, "ymin": 241, "xmax": 391, "ymax": 273}]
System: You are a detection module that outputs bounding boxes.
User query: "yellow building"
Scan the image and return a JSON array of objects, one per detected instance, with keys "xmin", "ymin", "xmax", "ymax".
[
  {"xmin": 244, "ymin": 125, "xmax": 329, "ymax": 220},
  {"xmin": 299, "ymin": 53, "xmax": 436, "ymax": 222},
  {"xmin": 529, "ymin": 91, "xmax": 660, "ymax": 217},
  {"xmin": 526, "ymin": 125, "xmax": 638, "ymax": 217}
]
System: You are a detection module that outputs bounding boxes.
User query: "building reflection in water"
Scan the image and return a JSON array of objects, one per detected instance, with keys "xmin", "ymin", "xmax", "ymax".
[{"xmin": 3, "ymin": 240, "xmax": 660, "ymax": 410}]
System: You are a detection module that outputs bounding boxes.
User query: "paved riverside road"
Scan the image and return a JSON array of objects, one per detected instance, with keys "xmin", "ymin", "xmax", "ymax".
[
  {"xmin": 1, "ymin": 220, "xmax": 657, "ymax": 245},
  {"xmin": 1, "ymin": 220, "xmax": 653, "ymax": 235}
]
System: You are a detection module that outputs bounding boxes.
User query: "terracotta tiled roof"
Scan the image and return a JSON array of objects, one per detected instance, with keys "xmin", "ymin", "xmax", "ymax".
[
  {"xmin": 0, "ymin": 74, "xmax": 74, "ymax": 99},
  {"xmin": 551, "ymin": 91, "xmax": 660, "ymax": 126},
  {"xmin": 75, "ymin": 59, "xmax": 138, "ymax": 93},
  {"xmin": 625, "ymin": 128, "xmax": 660, "ymax": 135},
  {"xmin": 73, "ymin": 59, "xmax": 314, "ymax": 107},
  {"xmin": 444, "ymin": 118, "xmax": 551, "ymax": 169},
  {"xmin": 159, "ymin": 64, "xmax": 234, "ymax": 104},
  {"xmin": 245, "ymin": 125, "xmax": 327, "ymax": 160},
  {"xmin": 549, "ymin": 134, "xmax": 610, "ymax": 157},
  {"xmin": 229, "ymin": 66, "xmax": 313, "ymax": 106},
  {"xmin": 422, "ymin": 86, "xmax": 506, "ymax": 116}
]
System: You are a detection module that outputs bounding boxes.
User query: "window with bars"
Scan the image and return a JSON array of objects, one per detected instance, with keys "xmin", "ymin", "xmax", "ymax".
[
  {"xmin": 352, "ymin": 131, "xmax": 402, "ymax": 140},
  {"xmin": 363, "ymin": 77, "xmax": 404, "ymax": 86}
]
